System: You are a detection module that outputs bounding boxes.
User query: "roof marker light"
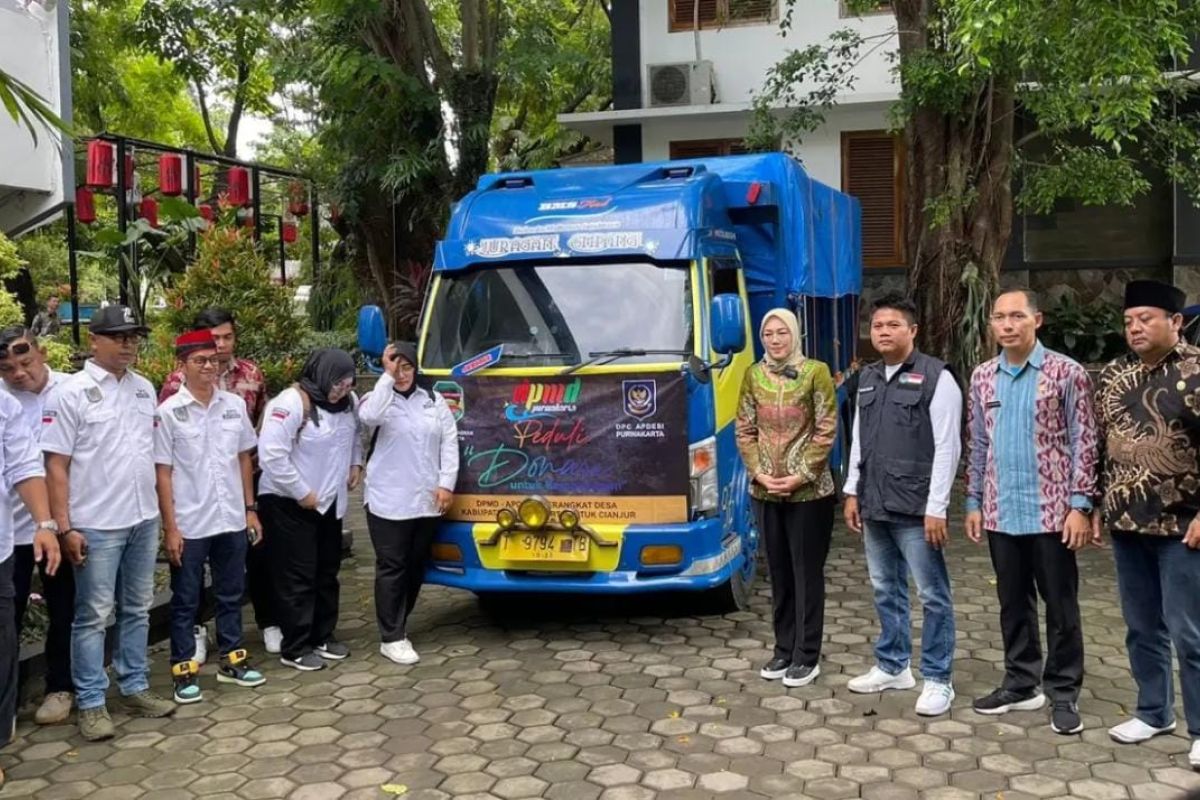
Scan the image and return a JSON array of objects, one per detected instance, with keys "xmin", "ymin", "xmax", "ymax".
[{"xmin": 746, "ymin": 182, "xmax": 763, "ymax": 205}]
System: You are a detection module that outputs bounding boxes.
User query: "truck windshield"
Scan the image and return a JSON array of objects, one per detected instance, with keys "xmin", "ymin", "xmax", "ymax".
[{"xmin": 422, "ymin": 261, "xmax": 693, "ymax": 369}]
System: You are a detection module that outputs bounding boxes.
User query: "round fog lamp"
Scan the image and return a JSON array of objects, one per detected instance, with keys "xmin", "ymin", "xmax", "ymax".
[
  {"xmin": 497, "ymin": 508, "xmax": 517, "ymax": 530},
  {"xmin": 559, "ymin": 509, "xmax": 580, "ymax": 530},
  {"xmin": 518, "ymin": 496, "xmax": 551, "ymax": 529}
]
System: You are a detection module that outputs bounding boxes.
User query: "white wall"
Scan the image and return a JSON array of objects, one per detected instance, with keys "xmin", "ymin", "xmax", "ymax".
[
  {"xmin": 0, "ymin": 0, "xmax": 71, "ymax": 233},
  {"xmin": 640, "ymin": 1, "xmax": 899, "ymax": 106},
  {"xmin": 641, "ymin": 103, "xmax": 892, "ymax": 188}
]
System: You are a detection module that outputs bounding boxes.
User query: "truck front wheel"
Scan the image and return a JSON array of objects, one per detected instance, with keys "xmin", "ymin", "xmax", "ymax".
[{"xmin": 705, "ymin": 559, "xmax": 755, "ymax": 614}]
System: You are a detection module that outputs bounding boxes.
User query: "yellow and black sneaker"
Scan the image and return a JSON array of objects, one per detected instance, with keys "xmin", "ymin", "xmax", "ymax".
[
  {"xmin": 171, "ymin": 660, "xmax": 202, "ymax": 704},
  {"xmin": 217, "ymin": 649, "xmax": 266, "ymax": 688}
]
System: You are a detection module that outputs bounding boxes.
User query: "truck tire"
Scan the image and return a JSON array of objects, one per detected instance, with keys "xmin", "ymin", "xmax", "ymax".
[{"xmin": 706, "ymin": 562, "xmax": 755, "ymax": 613}]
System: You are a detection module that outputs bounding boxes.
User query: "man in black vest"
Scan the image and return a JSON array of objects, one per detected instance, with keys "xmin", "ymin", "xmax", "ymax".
[{"xmin": 844, "ymin": 294, "xmax": 963, "ymax": 716}]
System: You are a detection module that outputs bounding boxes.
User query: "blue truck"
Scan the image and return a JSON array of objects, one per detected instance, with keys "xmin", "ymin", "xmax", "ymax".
[{"xmin": 359, "ymin": 153, "xmax": 861, "ymax": 610}]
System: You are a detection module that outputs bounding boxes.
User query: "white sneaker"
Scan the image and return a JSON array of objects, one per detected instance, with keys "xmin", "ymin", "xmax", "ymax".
[
  {"xmin": 262, "ymin": 626, "xmax": 283, "ymax": 655},
  {"xmin": 1188, "ymin": 739, "xmax": 1199, "ymax": 769},
  {"xmin": 193, "ymin": 625, "xmax": 208, "ymax": 666},
  {"xmin": 380, "ymin": 639, "xmax": 419, "ymax": 666},
  {"xmin": 915, "ymin": 681, "xmax": 955, "ymax": 716},
  {"xmin": 1108, "ymin": 717, "xmax": 1177, "ymax": 744},
  {"xmin": 846, "ymin": 666, "xmax": 917, "ymax": 694}
]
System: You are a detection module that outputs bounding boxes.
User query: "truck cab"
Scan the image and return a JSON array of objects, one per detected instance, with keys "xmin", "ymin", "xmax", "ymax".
[{"xmin": 366, "ymin": 153, "xmax": 861, "ymax": 610}]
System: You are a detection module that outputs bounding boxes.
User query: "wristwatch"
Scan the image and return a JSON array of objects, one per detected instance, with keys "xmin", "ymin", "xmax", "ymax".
[
  {"xmin": 35, "ymin": 520, "xmax": 59, "ymax": 534},
  {"xmin": 245, "ymin": 503, "xmax": 259, "ymax": 513}
]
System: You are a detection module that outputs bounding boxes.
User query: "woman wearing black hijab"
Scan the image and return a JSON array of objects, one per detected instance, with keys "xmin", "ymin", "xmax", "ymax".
[
  {"xmin": 257, "ymin": 349, "xmax": 363, "ymax": 671},
  {"xmin": 358, "ymin": 342, "xmax": 459, "ymax": 666}
]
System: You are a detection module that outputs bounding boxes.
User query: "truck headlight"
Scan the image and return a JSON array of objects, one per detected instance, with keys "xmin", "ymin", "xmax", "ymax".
[
  {"xmin": 518, "ymin": 496, "xmax": 551, "ymax": 529},
  {"xmin": 689, "ymin": 437, "xmax": 718, "ymax": 515}
]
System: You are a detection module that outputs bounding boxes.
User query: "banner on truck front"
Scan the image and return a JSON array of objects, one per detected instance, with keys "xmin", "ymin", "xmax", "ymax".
[{"xmin": 436, "ymin": 372, "xmax": 689, "ymax": 525}]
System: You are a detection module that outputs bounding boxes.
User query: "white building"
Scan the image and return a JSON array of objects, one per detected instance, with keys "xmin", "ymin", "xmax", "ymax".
[{"xmin": 559, "ymin": 0, "xmax": 1199, "ymax": 309}]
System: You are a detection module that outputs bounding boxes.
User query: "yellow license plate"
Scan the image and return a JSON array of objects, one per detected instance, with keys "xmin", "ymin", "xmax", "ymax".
[{"xmin": 501, "ymin": 532, "xmax": 591, "ymax": 562}]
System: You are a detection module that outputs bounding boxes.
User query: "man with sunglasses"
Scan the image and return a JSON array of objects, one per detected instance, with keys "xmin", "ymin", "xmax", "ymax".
[
  {"xmin": 41, "ymin": 305, "xmax": 176, "ymax": 742},
  {"xmin": 0, "ymin": 326, "xmax": 74, "ymax": 725},
  {"xmin": 159, "ymin": 308, "xmax": 274, "ymax": 660},
  {"xmin": 156, "ymin": 331, "xmax": 265, "ymax": 704}
]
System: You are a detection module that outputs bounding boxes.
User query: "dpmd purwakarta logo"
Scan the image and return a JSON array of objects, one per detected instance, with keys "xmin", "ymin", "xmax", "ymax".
[
  {"xmin": 622, "ymin": 379, "xmax": 657, "ymax": 420},
  {"xmin": 505, "ymin": 378, "xmax": 581, "ymax": 422},
  {"xmin": 432, "ymin": 380, "xmax": 465, "ymax": 421}
]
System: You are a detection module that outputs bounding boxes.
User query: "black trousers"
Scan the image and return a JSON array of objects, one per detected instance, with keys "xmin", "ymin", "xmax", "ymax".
[
  {"xmin": 759, "ymin": 496, "xmax": 835, "ymax": 667},
  {"xmin": 0, "ymin": 555, "xmax": 16, "ymax": 747},
  {"xmin": 261, "ymin": 494, "xmax": 343, "ymax": 659},
  {"xmin": 245, "ymin": 540, "xmax": 278, "ymax": 630},
  {"xmin": 366, "ymin": 510, "xmax": 437, "ymax": 643},
  {"xmin": 988, "ymin": 531, "xmax": 1084, "ymax": 701},
  {"xmin": 13, "ymin": 543, "xmax": 75, "ymax": 694}
]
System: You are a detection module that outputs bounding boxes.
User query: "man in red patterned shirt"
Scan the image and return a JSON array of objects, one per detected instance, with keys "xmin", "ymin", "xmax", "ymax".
[{"xmin": 159, "ymin": 308, "xmax": 279, "ymax": 658}]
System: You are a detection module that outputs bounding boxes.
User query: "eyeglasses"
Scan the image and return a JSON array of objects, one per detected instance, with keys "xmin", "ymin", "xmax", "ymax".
[
  {"xmin": 0, "ymin": 341, "xmax": 33, "ymax": 358},
  {"xmin": 394, "ymin": 364, "xmax": 415, "ymax": 374},
  {"xmin": 187, "ymin": 356, "xmax": 221, "ymax": 367},
  {"xmin": 331, "ymin": 376, "xmax": 355, "ymax": 392}
]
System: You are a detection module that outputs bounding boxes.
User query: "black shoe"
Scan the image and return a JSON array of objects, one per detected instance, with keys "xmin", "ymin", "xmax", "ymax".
[
  {"xmin": 973, "ymin": 687, "xmax": 1045, "ymax": 715},
  {"xmin": 760, "ymin": 658, "xmax": 790, "ymax": 680},
  {"xmin": 782, "ymin": 663, "xmax": 820, "ymax": 688},
  {"xmin": 315, "ymin": 641, "xmax": 350, "ymax": 661},
  {"xmin": 1051, "ymin": 700, "xmax": 1083, "ymax": 734}
]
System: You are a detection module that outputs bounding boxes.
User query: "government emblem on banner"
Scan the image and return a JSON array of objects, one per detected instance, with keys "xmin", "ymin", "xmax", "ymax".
[{"xmin": 622, "ymin": 379, "xmax": 656, "ymax": 420}]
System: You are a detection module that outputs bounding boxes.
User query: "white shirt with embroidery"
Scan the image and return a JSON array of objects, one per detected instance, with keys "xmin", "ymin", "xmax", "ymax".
[
  {"xmin": 155, "ymin": 385, "xmax": 257, "ymax": 539},
  {"xmin": 39, "ymin": 360, "xmax": 158, "ymax": 530},
  {"xmin": 358, "ymin": 374, "xmax": 459, "ymax": 521},
  {"xmin": 257, "ymin": 387, "xmax": 363, "ymax": 518},
  {"xmin": 0, "ymin": 390, "xmax": 48, "ymax": 562},
  {"xmin": 5, "ymin": 369, "xmax": 64, "ymax": 546}
]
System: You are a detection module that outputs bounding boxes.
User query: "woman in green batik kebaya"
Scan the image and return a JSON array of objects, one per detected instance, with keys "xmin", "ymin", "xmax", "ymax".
[{"xmin": 735, "ymin": 307, "xmax": 837, "ymax": 690}]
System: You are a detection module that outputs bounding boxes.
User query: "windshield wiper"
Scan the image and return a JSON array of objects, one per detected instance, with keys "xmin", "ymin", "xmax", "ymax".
[
  {"xmin": 563, "ymin": 348, "xmax": 692, "ymax": 375},
  {"xmin": 496, "ymin": 352, "xmax": 574, "ymax": 361}
]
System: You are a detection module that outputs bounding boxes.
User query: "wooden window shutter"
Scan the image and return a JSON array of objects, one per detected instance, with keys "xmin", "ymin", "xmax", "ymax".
[
  {"xmin": 727, "ymin": 0, "xmax": 775, "ymax": 21},
  {"xmin": 670, "ymin": 0, "xmax": 720, "ymax": 29},
  {"xmin": 842, "ymin": 131, "xmax": 905, "ymax": 267},
  {"xmin": 669, "ymin": 138, "xmax": 752, "ymax": 159}
]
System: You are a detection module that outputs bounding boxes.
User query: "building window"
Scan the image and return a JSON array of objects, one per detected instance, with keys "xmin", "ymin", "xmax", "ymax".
[
  {"xmin": 839, "ymin": 1, "xmax": 893, "ymax": 18},
  {"xmin": 669, "ymin": 138, "xmax": 751, "ymax": 159},
  {"xmin": 842, "ymin": 130, "xmax": 906, "ymax": 268},
  {"xmin": 669, "ymin": 0, "xmax": 776, "ymax": 32}
]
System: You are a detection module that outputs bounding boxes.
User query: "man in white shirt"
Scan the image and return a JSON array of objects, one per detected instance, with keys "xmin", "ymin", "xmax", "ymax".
[
  {"xmin": 42, "ymin": 305, "xmax": 176, "ymax": 742},
  {"xmin": 155, "ymin": 331, "xmax": 265, "ymax": 705},
  {"xmin": 0, "ymin": 325, "xmax": 73, "ymax": 726},
  {"xmin": 0, "ymin": 364, "xmax": 57, "ymax": 786},
  {"xmin": 843, "ymin": 294, "xmax": 964, "ymax": 716}
]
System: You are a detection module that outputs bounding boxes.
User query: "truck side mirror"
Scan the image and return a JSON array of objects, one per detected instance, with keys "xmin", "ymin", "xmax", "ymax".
[
  {"xmin": 357, "ymin": 304, "xmax": 388, "ymax": 373},
  {"xmin": 710, "ymin": 294, "xmax": 746, "ymax": 355}
]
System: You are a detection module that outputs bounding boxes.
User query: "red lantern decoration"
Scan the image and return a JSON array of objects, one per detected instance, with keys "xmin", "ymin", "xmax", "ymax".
[
  {"xmin": 227, "ymin": 167, "xmax": 250, "ymax": 207},
  {"xmin": 158, "ymin": 154, "xmax": 183, "ymax": 196},
  {"xmin": 287, "ymin": 182, "xmax": 309, "ymax": 216},
  {"xmin": 140, "ymin": 197, "xmax": 159, "ymax": 228},
  {"xmin": 193, "ymin": 165, "xmax": 203, "ymax": 194},
  {"xmin": 282, "ymin": 220, "xmax": 298, "ymax": 243},
  {"xmin": 85, "ymin": 141, "xmax": 114, "ymax": 188},
  {"xmin": 197, "ymin": 203, "xmax": 215, "ymax": 222},
  {"xmin": 75, "ymin": 187, "xmax": 96, "ymax": 224},
  {"xmin": 239, "ymin": 209, "xmax": 255, "ymax": 228},
  {"xmin": 124, "ymin": 154, "xmax": 136, "ymax": 188}
]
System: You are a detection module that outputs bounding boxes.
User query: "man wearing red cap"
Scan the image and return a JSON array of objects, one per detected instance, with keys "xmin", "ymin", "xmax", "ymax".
[
  {"xmin": 1095, "ymin": 279, "xmax": 1200, "ymax": 769},
  {"xmin": 155, "ymin": 331, "xmax": 265, "ymax": 705}
]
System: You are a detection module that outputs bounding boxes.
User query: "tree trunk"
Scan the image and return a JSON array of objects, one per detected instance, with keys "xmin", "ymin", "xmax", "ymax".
[{"xmin": 894, "ymin": 0, "xmax": 1015, "ymax": 373}]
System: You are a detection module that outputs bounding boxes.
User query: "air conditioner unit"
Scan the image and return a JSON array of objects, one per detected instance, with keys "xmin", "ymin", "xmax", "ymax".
[{"xmin": 647, "ymin": 61, "xmax": 716, "ymax": 108}]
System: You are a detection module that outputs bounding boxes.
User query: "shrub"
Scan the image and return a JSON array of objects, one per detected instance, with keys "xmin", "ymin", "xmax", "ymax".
[{"xmin": 1040, "ymin": 297, "xmax": 1126, "ymax": 365}]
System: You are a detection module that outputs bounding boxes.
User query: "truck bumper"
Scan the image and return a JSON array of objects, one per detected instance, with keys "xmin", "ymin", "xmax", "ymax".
[{"xmin": 425, "ymin": 517, "xmax": 743, "ymax": 594}]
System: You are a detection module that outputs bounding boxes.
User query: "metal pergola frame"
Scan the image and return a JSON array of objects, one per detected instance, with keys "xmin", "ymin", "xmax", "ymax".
[{"xmin": 64, "ymin": 133, "xmax": 321, "ymax": 344}]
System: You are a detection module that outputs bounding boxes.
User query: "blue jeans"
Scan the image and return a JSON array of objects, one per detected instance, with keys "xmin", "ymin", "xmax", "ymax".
[
  {"xmin": 71, "ymin": 518, "xmax": 160, "ymax": 711},
  {"xmin": 863, "ymin": 518, "xmax": 956, "ymax": 682},
  {"xmin": 1111, "ymin": 533, "xmax": 1200, "ymax": 737},
  {"xmin": 170, "ymin": 530, "xmax": 248, "ymax": 664}
]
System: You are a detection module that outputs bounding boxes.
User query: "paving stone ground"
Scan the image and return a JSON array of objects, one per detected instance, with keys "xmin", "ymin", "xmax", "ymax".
[{"xmin": 3, "ymin": 497, "xmax": 1199, "ymax": 799}]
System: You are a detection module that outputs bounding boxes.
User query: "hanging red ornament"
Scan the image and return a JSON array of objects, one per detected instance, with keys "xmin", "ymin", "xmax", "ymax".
[
  {"xmin": 239, "ymin": 208, "xmax": 255, "ymax": 228},
  {"xmin": 124, "ymin": 153, "xmax": 136, "ymax": 188},
  {"xmin": 282, "ymin": 219, "xmax": 298, "ymax": 243},
  {"xmin": 85, "ymin": 141, "xmax": 115, "ymax": 188},
  {"xmin": 287, "ymin": 181, "xmax": 309, "ymax": 216},
  {"xmin": 197, "ymin": 203, "xmax": 215, "ymax": 222},
  {"xmin": 140, "ymin": 197, "xmax": 159, "ymax": 228},
  {"xmin": 227, "ymin": 167, "xmax": 250, "ymax": 207},
  {"xmin": 158, "ymin": 154, "xmax": 183, "ymax": 196},
  {"xmin": 75, "ymin": 187, "xmax": 97, "ymax": 224},
  {"xmin": 193, "ymin": 165, "xmax": 203, "ymax": 194}
]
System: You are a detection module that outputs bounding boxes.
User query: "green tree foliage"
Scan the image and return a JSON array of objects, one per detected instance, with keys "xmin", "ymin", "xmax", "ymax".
[
  {"xmin": 750, "ymin": 0, "xmax": 1200, "ymax": 371},
  {"xmin": 16, "ymin": 228, "xmax": 117, "ymax": 305},
  {"xmin": 0, "ymin": 233, "xmax": 32, "ymax": 327}
]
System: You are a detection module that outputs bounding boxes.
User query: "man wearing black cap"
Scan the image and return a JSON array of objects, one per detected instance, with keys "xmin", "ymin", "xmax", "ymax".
[
  {"xmin": 41, "ymin": 306, "xmax": 176, "ymax": 742},
  {"xmin": 1094, "ymin": 279, "xmax": 1200, "ymax": 768}
]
